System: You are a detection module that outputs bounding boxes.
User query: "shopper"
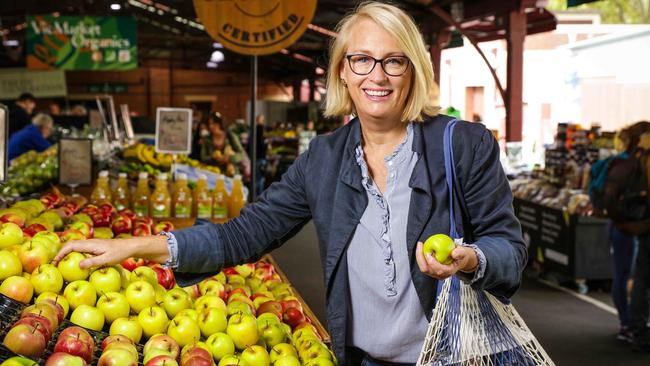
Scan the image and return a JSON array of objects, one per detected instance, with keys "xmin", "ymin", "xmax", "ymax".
[
  {"xmin": 54, "ymin": 3, "xmax": 526, "ymax": 365},
  {"xmin": 8, "ymin": 92, "xmax": 36, "ymax": 137},
  {"xmin": 8, "ymin": 113, "xmax": 53, "ymax": 160},
  {"xmin": 201, "ymin": 112, "xmax": 247, "ymax": 176}
]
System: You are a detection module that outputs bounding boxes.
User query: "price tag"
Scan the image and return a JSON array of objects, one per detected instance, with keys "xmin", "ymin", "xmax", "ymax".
[
  {"xmin": 58, "ymin": 138, "xmax": 93, "ymax": 185},
  {"xmin": 0, "ymin": 104, "xmax": 7, "ymax": 182},
  {"xmin": 155, "ymin": 107, "xmax": 192, "ymax": 154}
]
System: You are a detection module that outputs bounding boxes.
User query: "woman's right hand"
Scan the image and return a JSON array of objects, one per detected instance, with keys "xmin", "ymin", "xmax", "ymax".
[{"xmin": 53, "ymin": 235, "xmax": 170, "ymax": 269}]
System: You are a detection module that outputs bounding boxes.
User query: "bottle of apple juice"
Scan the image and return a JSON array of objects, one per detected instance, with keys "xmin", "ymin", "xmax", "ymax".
[
  {"xmin": 113, "ymin": 172, "xmax": 131, "ymax": 211},
  {"xmin": 194, "ymin": 174, "xmax": 212, "ymax": 219},
  {"xmin": 133, "ymin": 172, "xmax": 150, "ymax": 217},
  {"xmin": 212, "ymin": 175, "xmax": 229, "ymax": 223},
  {"xmin": 150, "ymin": 173, "xmax": 171, "ymax": 218},
  {"xmin": 90, "ymin": 170, "xmax": 112, "ymax": 205},
  {"xmin": 228, "ymin": 174, "xmax": 246, "ymax": 219},
  {"xmin": 173, "ymin": 173, "xmax": 193, "ymax": 218}
]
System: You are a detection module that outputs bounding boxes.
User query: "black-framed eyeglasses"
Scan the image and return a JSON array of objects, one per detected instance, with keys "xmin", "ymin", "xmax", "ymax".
[{"xmin": 345, "ymin": 54, "xmax": 410, "ymax": 76}]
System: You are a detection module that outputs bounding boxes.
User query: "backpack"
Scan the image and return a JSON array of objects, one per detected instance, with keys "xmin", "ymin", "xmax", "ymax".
[
  {"xmin": 588, "ymin": 156, "xmax": 614, "ymax": 215},
  {"xmin": 603, "ymin": 150, "xmax": 650, "ymax": 235}
]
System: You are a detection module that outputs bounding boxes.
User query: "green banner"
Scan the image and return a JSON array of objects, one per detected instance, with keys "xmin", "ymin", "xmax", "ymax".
[{"xmin": 26, "ymin": 15, "xmax": 137, "ymax": 70}]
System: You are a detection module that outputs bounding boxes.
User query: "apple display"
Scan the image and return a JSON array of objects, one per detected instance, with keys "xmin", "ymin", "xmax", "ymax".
[
  {"xmin": 125, "ymin": 280, "xmax": 156, "ymax": 313},
  {"xmin": 282, "ymin": 307, "xmax": 306, "ymax": 329},
  {"xmin": 111, "ymin": 216, "xmax": 133, "ymax": 236},
  {"xmin": 57, "ymin": 252, "xmax": 90, "ymax": 282},
  {"xmin": 102, "ymin": 334, "xmax": 134, "ymax": 350},
  {"xmin": 97, "ymin": 292, "xmax": 130, "ymax": 323},
  {"xmin": 176, "ymin": 309, "xmax": 199, "ymax": 322},
  {"xmin": 0, "ymin": 275, "xmax": 34, "ymax": 303},
  {"xmin": 13, "ymin": 315, "xmax": 53, "ymax": 343},
  {"xmin": 227, "ymin": 300, "xmax": 255, "ymax": 317},
  {"xmin": 422, "ymin": 234, "xmax": 456, "ymax": 264},
  {"xmin": 218, "ymin": 354, "xmax": 249, "ymax": 366},
  {"xmin": 97, "ymin": 348, "xmax": 138, "ymax": 366},
  {"xmin": 227, "ymin": 313, "xmax": 259, "ymax": 350},
  {"xmin": 130, "ymin": 266, "xmax": 158, "ymax": 287},
  {"xmin": 36, "ymin": 292, "xmax": 70, "ymax": 318},
  {"xmin": 138, "ymin": 306, "xmax": 170, "ymax": 338},
  {"xmin": 2, "ymin": 323, "xmax": 46, "ymax": 358},
  {"xmin": 153, "ymin": 221, "xmax": 174, "ymax": 235},
  {"xmin": 298, "ymin": 342, "xmax": 332, "ymax": 363},
  {"xmin": 167, "ymin": 315, "xmax": 201, "ymax": 347},
  {"xmin": 64, "ymin": 280, "xmax": 97, "ymax": 310},
  {"xmin": 257, "ymin": 301, "xmax": 283, "ymax": 320},
  {"xmin": 93, "ymin": 227, "xmax": 114, "ymax": 239},
  {"xmin": 60, "ymin": 229, "xmax": 86, "ymax": 243},
  {"xmin": 259, "ymin": 320, "xmax": 287, "ymax": 348},
  {"xmin": 90, "ymin": 267, "xmax": 122, "ymax": 294},
  {"xmin": 195, "ymin": 294, "xmax": 227, "ymax": 313},
  {"xmin": 269, "ymin": 343, "xmax": 298, "ymax": 364},
  {"xmin": 30, "ymin": 264, "xmax": 63, "ymax": 294},
  {"xmin": 272, "ymin": 355, "xmax": 301, "ymax": 366},
  {"xmin": 304, "ymin": 358, "xmax": 335, "ymax": 366},
  {"xmin": 110, "ymin": 316, "xmax": 143, "ymax": 343},
  {"xmin": 68, "ymin": 221, "xmax": 93, "ymax": 239},
  {"xmin": 103, "ymin": 341, "xmax": 138, "ymax": 359},
  {"xmin": 199, "ymin": 279, "xmax": 226, "ymax": 298},
  {"xmin": 0, "ymin": 213, "xmax": 25, "ymax": 228},
  {"xmin": 145, "ymin": 355, "xmax": 179, "ymax": 366},
  {"xmin": 21, "ymin": 302, "xmax": 59, "ymax": 329},
  {"xmin": 0, "ymin": 249, "xmax": 22, "ymax": 280},
  {"xmin": 143, "ymin": 349, "xmax": 174, "ymax": 364}
]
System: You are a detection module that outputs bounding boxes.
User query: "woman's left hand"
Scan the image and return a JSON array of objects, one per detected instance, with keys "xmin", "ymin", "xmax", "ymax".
[{"xmin": 415, "ymin": 242, "xmax": 478, "ymax": 280}]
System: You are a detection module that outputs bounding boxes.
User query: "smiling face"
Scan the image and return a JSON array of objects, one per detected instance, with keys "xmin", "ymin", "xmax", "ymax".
[{"xmin": 340, "ymin": 18, "xmax": 412, "ymax": 124}]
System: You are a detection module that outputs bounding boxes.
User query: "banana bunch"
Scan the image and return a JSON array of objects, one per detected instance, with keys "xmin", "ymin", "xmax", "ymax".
[{"xmin": 121, "ymin": 143, "xmax": 222, "ymax": 175}]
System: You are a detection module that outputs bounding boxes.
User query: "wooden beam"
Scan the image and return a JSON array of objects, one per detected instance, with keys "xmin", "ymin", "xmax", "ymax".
[{"xmin": 506, "ymin": 9, "xmax": 526, "ymax": 142}]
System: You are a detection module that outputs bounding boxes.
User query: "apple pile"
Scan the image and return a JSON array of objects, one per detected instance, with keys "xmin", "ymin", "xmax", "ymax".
[{"xmin": 0, "ymin": 193, "xmax": 335, "ymax": 366}]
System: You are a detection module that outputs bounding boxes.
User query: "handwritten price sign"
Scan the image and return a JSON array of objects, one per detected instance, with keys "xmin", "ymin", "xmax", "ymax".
[
  {"xmin": 155, "ymin": 108, "xmax": 193, "ymax": 154},
  {"xmin": 59, "ymin": 138, "xmax": 93, "ymax": 185}
]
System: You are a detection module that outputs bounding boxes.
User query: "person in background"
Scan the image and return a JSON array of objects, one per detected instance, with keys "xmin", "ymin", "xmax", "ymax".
[
  {"xmin": 54, "ymin": 3, "xmax": 525, "ymax": 364},
  {"xmin": 190, "ymin": 109, "xmax": 208, "ymax": 161},
  {"xmin": 8, "ymin": 92, "xmax": 36, "ymax": 137},
  {"xmin": 8, "ymin": 113, "xmax": 53, "ymax": 160},
  {"xmin": 201, "ymin": 112, "xmax": 247, "ymax": 176},
  {"xmin": 70, "ymin": 104, "xmax": 87, "ymax": 116},
  {"xmin": 48, "ymin": 101, "xmax": 62, "ymax": 116},
  {"xmin": 608, "ymin": 128, "xmax": 636, "ymax": 343}
]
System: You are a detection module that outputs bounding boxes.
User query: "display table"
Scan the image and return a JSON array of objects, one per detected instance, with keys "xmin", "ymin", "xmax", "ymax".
[{"xmin": 513, "ymin": 198, "xmax": 612, "ymax": 287}]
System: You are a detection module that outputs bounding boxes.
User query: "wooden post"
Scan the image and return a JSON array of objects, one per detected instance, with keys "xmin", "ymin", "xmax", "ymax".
[
  {"xmin": 430, "ymin": 29, "xmax": 450, "ymax": 88},
  {"xmin": 506, "ymin": 10, "xmax": 526, "ymax": 142}
]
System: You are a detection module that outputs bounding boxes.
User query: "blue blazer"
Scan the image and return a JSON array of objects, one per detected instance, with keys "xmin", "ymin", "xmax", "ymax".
[{"xmin": 173, "ymin": 115, "xmax": 527, "ymax": 363}]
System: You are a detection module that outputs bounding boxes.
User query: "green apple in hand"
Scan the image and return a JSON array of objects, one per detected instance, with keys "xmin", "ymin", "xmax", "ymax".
[
  {"xmin": 57, "ymin": 252, "xmax": 90, "ymax": 282},
  {"xmin": 422, "ymin": 234, "xmax": 456, "ymax": 264}
]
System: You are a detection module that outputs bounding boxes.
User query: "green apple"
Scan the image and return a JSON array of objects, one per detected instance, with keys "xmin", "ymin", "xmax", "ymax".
[
  {"xmin": 422, "ymin": 234, "xmax": 456, "ymax": 264},
  {"xmin": 90, "ymin": 267, "xmax": 122, "ymax": 294},
  {"xmin": 242, "ymin": 345, "xmax": 271, "ymax": 366},
  {"xmin": 299, "ymin": 342, "xmax": 332, "ymax": 362},
  {"xmin": 195, "ymin": 294, "xmax": 227, "ymax": 312},
  {"xmin": 114, "ymin": 264, "xmax": 131, "ymax": 289},
  {"xmin": 0, "ymin": 222, "xmax": 24, "ymax": 249},
  {"xmin": 97, "ymin": 291, "xmax": 130, "ymax": 323},
  {"xmin": 36, "ymin": 292, "xmax": 70, "ymax": 318},
  {"xmin": 206, "ymin": 332, "xmax": 235, "ymax": 362},
  {"xmin": 71, "ymin": 213, "xmax": 92, "ymax": 225},
  {"xmin": 18, "ymin": 241, "xmax": 51, "ymax": 274},
  {"xmin": 31, "ymin": 232, "xmax": 61, "ymax": 258},
  {"xmin": 219, "ymin": 355, "xmax": 249, "ymax": 366},
  {"xmin": 110, "ymin": 316, "xmax": 143, "ymax": 343},
  {"xmin": 143, "ymin": 348, "xmax": 174, "ymax": 364},
  {"xmin": 0, "ymin": 275, "xmax": 33, "ymax": 303},
  {"xmin": 227, "ymin": 313, "xmax": 259, "ymax": 350},
  {"xmin": 93, "ymin": 227, "xmax": 114, "ymax": 239},
  {"xmin": 130, "ymin": 266, "xmax": 158, "ymax": 286},
  {"xmin": 214, "ymin": 272, "xmax": 227, "ymax": 284},
  {"xmin": 259, "ymin": 321, "xmax": 287, "ymax": 348},
  {"xmin": 163, "ymin": 288, "xmax": 193, "ymax": 319},
  {"xmin": 57, "ymin": 252, "xmax": 90, "ymax": 282},
  {"xmin": 198, "ymin": 307, "xmax": 228, "ymax": 337},
  {"xmin": 138, "ymin": 306, "xmax": 169, "ymax": 338},
  {"xmin": 70, "ymin": 304, "xmax": 104, "ymax": 331},
  {"xmin": 0, "ymin": 250, "xmax": 22, "ymax": 280},
  {"xmin": 154, "ymin": 283, "xmax": 167, "ymax": 303},
  {"xmin": 257, "ymin": 313, "xmax": 281, "ymax": 326},
  {"xmin": 176, "ymin": 308, "xmax": 199, "ymax": 322},
  {"xmin": 0, "ymin": 356, "xmax": 39, "ymax": 366},
  {"xmin": 64, "ymin": 280, "xmax": 97, "ymax": 309},
  {"xmin": 227, "ymin": 274, "xmax": 246, "ymax": 285},
  {"xmin": 304, "ymin": 358, "xmax": 336, "ymax": 366},
  {"xmin": 97, "ymin": 348, "xmax": 138, "ymax": 366},
  {"xmin": 227, "ymin": 300, "xmax": 254, "ymax": 316},
  {"xmin": 38, "ymin": 210, "xmax": 63, "ymax": 231},
  {"xmin": 30, "ymin": 264, "xmax": 63, "ymax": 294},
  {"xmin": 167, "ymin": 315, "xmax": 201, "ymax": 347},
  {"xmin": 125, "ymin": 280, "xmax": 156, "ymax": 313},
  {"xmin": 199, "ymin": 278, "xmax": 226, "ymax": 297},
  {"xmin": 269, "ymin": 343, "xmax": 298, "ymax": 364},
  {"xmin": 253, "ymin": 296, "xmax": 272, "ymax": 309},
  {"xmin": 272, "ymin": 355, "xmax": 301, "ymax": 366}
]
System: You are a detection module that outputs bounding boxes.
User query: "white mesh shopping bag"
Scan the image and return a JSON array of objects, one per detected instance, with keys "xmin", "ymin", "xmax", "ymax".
[{"xmin": 417, "ymin": 120, "xmax": 555, "ymax": 366}]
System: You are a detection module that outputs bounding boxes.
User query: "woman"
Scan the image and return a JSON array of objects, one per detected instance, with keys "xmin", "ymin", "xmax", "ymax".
[
  {"xmin": 200, "ymin": 112, "xmax": 247, "ymax": 176},
  {"xmin": 55, "ymin": 3, "xmax": 526, "ymax": 365}
]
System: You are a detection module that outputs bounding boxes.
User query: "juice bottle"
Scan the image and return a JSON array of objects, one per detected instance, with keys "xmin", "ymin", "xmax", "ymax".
[
  {"xmin": 194, "ymin": 174, "xmax": 212, "ymax": 219},
  {"xmin": 90, "ymin": 170, "xmax": 112, "ymax": 205},
  {"xmin": 173, "ymin": 173, "xmax": 193, "ymax": 218},
  {"xmin": 133, "ymin": 172, "xmax": 150, "ymax": 217},
  {"xmin": 228, "ymin": 174, "xmax": 246, "ymax": 219},
  {"xmin": 113, "ymin": 173, "xmax": 131, "ymax": 211},
  {"xmin": 150, "ymin": 173, "xmax": 171, "ymax": 218},
  {"xmin": 212, "ymin": 174, "xmax": 229, "ymax": 223}
]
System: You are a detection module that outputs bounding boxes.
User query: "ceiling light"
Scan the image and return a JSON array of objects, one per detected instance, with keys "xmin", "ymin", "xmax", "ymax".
[
  {"xmin": 110, "ymin": 3, "xmax": 122, "ymax": 10},
  {"xmin": 206, "ymin": 61, "xmax": 218, "ymax": 69},
  {"xmin": 210, "ymin": 50, "xmax": 224, "ymax": 63}
]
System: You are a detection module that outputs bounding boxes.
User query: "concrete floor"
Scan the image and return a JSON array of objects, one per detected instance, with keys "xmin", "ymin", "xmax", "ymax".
[{"xmin": 272, "ymin": 221, "xmax": 649, "ymax": 366}]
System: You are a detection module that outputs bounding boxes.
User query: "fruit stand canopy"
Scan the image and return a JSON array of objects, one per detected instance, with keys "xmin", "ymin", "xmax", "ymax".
[{"xmin": 1, "ymin": 0, "xmax": 556, "ymax": 83}]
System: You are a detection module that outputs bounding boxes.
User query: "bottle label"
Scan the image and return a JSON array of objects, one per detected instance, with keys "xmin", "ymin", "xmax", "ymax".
[
  {"xmin": 134, "ymin": 204, "xmax": 148, "ymax": 216},
  {"xmin": 197, "ymin": 204, "xmax": 211, "ymax": 219},
  {"xmin": 115, "ymin": 203, "xmax": 127, "ymax": 211},
  {"xmin": 175, "ymin": 205, "xmax": 190, "ymax": 218},
  {"xmin": 213, "ymin": 206, "xmax": 228, "ymax": 219},
  {"xmin": 152, "ymin": 204, "xmax": 169, "ymax": 218}
]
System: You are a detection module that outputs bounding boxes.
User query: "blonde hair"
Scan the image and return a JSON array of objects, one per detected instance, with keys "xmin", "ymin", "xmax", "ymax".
[
  {"xmin": 324, "ymin": 1, "xmax": 439, "ymax": 122},
  {"xmin": 32, "ymin": 113, "xmax": 53, "ymax": 128}
]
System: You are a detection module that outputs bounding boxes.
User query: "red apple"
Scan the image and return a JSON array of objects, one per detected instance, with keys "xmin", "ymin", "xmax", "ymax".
[
  {"xmin": 133, "ymin": 217, "xmax": 154, "ymax": 226},
  {"xmin": 45, "ymin": 352, "xmax": 88, "ymax": 366},
  {"xmin": 222, "ymin": 267, "xmax": 238, "ymax": 276},
  {"xmin": 257, "ymin": 301, "xmax": 283, "ymax": 320},
  {"xmin": 132, "ymin": 223, "xmax": 152, "ymax": 237},
  {"xmin": 153, "ymin": 221, "xmax": 174, "ymax": 234},
  {"xmin": 13, "ymin": 315, "xmax": 52, "ymax": 343},
  {"xmin": 282, "ymin": 307, "xmax": 306, "ymax": 329},
  {"xmin": 68, "ymin": 221, "xmax": 93, "ymax": 239},
  {"xmin": 281, "ymin": 299, "xmax": 303, "ymax": 312},
  {"xmin": 91, "ymin": 212, "xmax": 111, "ymax": 228},
  {"xmin": 102, "ymin": 334, "xmax": 135, "ymax": 350},
  {"xmin": 99, "ymin": 203, "xmax": 115, "ymax": 216},
  {"xmin": 145, "ymin": 355, "xmax": 179, "ymax": 366},
  {"xmin": 60, "ymin": 228, "xmax": 86, "ymax": 243},
  {"xmin": 121, "ymin": 257, "xmax": 145, "ymax": 271},
  {"xmin": 151, "ymin": 264, "xmax": 176, "ymax": 289},
  {"xmin": 23, "ymin": 223, "xmax": 47, "ymax": 238},
  {"xmin": 111, "ymin": 216, "xmax": 133, "ymax": 236},
  {"xmin": 54, "ymin": 326, "xmax": 94, "ymax": 363},
  {"xmin": 118, "ymin": 209, "xmax": 136, "ymax": 221},
  {"xmin": 1, "ymin": 213, "xmax": 26, "ymax": 228},
  {"xmin": 3, "ymin": 323, "xmax": 46, "ymax": 357}
]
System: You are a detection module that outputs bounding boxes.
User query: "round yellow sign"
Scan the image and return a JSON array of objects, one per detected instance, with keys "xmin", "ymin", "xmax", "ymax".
[{"xmin": 193, "ymin": 0, "xmax": 318, "ymax": 56}]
